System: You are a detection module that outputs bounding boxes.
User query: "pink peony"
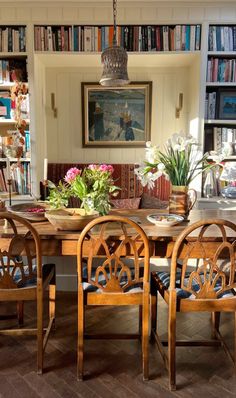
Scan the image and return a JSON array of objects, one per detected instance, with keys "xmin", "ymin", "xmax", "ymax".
[
  {"xmin": 99, "ymin": 164, "xmax": 114, "ymax": 174},
  {"xmin": 65, "ymin": 167, "xmax": 81, "ymax": 183},
  {"xmin": 88, "ymin": 164, "xmax": 99, "ymax": 171}
]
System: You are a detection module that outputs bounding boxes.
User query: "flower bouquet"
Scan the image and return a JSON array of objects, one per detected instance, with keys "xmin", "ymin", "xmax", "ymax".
[
  {"xmin": 135, "ymin": 133, "xmax": 220, "ymax": 216},
  {"xmin": 47, "ymin": 164, "xmax": 120, "ymax": 216},
  {"xmin": 135, "ymin": 133, "xmax": 212, "ymax": 188}
]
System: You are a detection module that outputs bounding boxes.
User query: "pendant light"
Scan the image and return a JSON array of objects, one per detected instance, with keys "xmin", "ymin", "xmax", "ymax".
[{"xmin": 99, "ymin": 0, "xmax": 129, "ymax": 86}]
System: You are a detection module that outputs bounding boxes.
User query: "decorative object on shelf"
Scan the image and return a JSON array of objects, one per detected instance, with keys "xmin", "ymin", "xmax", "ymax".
[
  {"xmin": 218, "ymin": 89, "xmax": 236, "ymax": 120},
  {"xmin": 99, "ymin": 0, "xmax": 129, "ymax": 87},
  {"xmin": 10, "ymin": 81, "xmax": 28, "ymax": 159},
  {"xmin": 220, "ymin": 162, "xmax": 236, "ymax": 198},
  {"xmin": 45, "ymin": 208, "xmax": 99, "ymax": 231},
  {"xmin": 47, "ymin": 164, "xmax": 120, "ymax": 216},
  {"xmin": 175, "ymin": 93, "xmax": 183, "ymax": 118},
  {"xmin": 82, "ymin": 82, "xmax": 152, "ymax": 147},
  {"xmin": 135, "ymin": 133, "xmax": 213, "ymax": 217},
  {"xmin": 222, "ymin": 141, "xmax": 234, "ymax": 157},
  {"xmin": 203, "ymin": 169, "xmax": 217, "ymax": 198}
]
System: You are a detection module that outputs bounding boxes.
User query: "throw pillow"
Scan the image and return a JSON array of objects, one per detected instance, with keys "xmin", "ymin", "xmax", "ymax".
[
  {"xmin": 140, "ymin": 193, "xmax": 168, "ymax": 209},
  {"xmin": 111, "ymin": 197, "xmax": 141, "ymax": 209}
]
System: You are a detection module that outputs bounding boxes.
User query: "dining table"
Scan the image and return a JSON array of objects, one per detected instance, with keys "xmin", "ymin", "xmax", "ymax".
[{"xmin": 0, "ymin": 208, "xmax": 236, "ymax": 259}]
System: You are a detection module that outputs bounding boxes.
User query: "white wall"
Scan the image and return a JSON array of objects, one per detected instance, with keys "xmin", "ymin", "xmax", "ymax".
[{"xmin": 45, "ymin": 65, "xmax": 193, "ymax": 164}]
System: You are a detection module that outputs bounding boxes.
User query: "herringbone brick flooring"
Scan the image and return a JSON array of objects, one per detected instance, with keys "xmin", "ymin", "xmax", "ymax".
[{"xmin": 0, "ymin": 292, "xmax": 235, "ymax": 397}]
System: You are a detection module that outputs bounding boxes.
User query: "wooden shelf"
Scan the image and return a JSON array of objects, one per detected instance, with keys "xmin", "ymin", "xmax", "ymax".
[
  {"xmin": 208, "ymin": 51, "xmax": 236, "ymax": 56},
  {"xmin": 0, "ymin": 52, "xmax": 27, "ymax": 57},
  {"xmin": 206, "ymin": 82, "xmax": 236, "ymax": 86},
  {"xmin": 0, "ymin": 193, "xmax": 33, "ymax": 202},
  {"xmin": 35, "ymin": 51, "xmax": 200, "ymax": 68},
  {"xmin": 0, "ymin": 158, "xmax": 30, "ymax": 162},
  {"xmin": 0, "ymin": 118, "xmax": 30, "ymax": 125},
  {"xmin": 205, "ymin": 119, "xmax": 236, "ymax": 125},
  {"xmin": 0, "ymin": 82, "xmax": 28, "ymax": 90}
]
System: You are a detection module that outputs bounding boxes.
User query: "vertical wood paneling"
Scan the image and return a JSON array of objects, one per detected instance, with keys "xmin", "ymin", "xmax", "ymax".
[
  {"xmin": 45, "ymin": 70, "xmax": 58, "ymax": 162},
  {"xmin": 31, "ymin": 7, "xmax": 47, "ymax": 21},
  {"xmin": 45, "ymin": 65, "xmax": 189, "ymax": 163},
  {"xmin": 0, "ymin": 7, "xmax": 16, "ymax": 21},
  {"xmin": 57, "ymin": 73, "xmax": 71, "ymax": 161}
]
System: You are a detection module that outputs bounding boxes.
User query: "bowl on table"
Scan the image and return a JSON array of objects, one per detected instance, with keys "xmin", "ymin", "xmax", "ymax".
[
  {"xmin": 45, "ymin": 208, "xmax": 99, "ymax": 231},
  {"xmin": 8, "ymin": 202, "xmax": 47, "ymax": 222},
  {"xmin": 147, "ymin": 213, "xmax": 184, "ymax": 227}
]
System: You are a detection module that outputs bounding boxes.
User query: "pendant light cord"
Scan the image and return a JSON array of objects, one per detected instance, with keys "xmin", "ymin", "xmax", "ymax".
[{"xmin": 113, "ymin": 0, "xmax": 117, "ymax": 46}]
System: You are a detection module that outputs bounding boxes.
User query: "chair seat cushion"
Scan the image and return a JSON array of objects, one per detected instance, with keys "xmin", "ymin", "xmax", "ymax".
[
  {"xmin": 152, "ymin": 270, "xmax": 235, "ymax": 299},
  {"xmin": 11, "ymin": 263, "xmax": 55, "ymax": 288},
  {"xmin": 82, "ymin": 265, "xmax": 143, "ymax": 293}
]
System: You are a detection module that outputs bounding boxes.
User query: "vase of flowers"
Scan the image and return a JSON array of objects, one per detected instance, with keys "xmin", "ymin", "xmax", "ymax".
[
  {"xmin": 47, "ymin": 164, "xmax": 119, "ymax": 216},
  {"xmin": 135, "ymin": 133, "xmax": 214, "ymax": 217}
]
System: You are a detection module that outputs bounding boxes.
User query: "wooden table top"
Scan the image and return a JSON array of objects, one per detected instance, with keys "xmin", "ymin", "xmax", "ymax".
[
  {"xmin": 0, "ymin": 209, "xmax": 235, "ymax": 257},
  {"xmin": 1, "ymin": 208, "xmax": 236, "ymax": 238}
]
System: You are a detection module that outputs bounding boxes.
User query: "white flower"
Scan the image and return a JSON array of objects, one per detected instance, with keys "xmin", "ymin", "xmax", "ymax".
[
  {"xmin": 157, "ymin": 162, "xmax": 165, "ymax": 171},
  {"xmin": 209, "ymin": 151, "xmax": 224, "ymax": 164},
  {"xmin": 145, "ymin": 144, "xmax": 159, "ymax": 163},
  {"xmin": 169, "ymin": 133, "xmax": 197, "ymax": 152}
]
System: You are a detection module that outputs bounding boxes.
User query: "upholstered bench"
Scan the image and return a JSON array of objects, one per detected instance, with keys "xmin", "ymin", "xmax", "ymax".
[{"xmin": 42, "ymin": 163, "xmax": 170, "ymax": 209}]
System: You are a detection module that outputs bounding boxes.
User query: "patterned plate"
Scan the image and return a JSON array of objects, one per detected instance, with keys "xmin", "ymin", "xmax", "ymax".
[{"xmin": 147, "ymin": 213, "xmax": 184, "ymax": 227}]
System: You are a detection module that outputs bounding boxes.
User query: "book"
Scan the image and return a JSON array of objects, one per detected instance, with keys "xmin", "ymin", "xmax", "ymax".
[{"xmin": 0, "ymin": 97, "xmax": 11, "ymax": 119}]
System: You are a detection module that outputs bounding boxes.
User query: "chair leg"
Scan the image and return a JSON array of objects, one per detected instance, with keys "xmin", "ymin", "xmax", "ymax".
[
  {"xmin": 168, "ymin": 292, "xmax": 176, "ymax": 391},
  {"xmin": 49, "ymin": 277, "xmax": 56, "ymax": 330},
  {"xmin": 142, "ymin": 296, "xmax": 149, "ymax": 381},
  {"xmin": 139, "ymin": 305, "xmax": 142, "ymax": 339},
  {"xmin": 77, "ymin": 291, "xmax": 84, "ymax": 381},
  {"xmin": 211, "ymin": 312, "xmax": 220, "ymax": 339},
  {"xmin": 234, "ymin": 312, "xmax": 236, "ymax": 369},
  {"xmin": 151, "ymin": 288, "xmax": 157, "ymax": 335},
  {"xmin": 37, "ymin": 293, "xmax": 44, "ymax": 375},
  {"xmin": 17, "ymin": 301, "xmax": 24, "ymax": 327}
]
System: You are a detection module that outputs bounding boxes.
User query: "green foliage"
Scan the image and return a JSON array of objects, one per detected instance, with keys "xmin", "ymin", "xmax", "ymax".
[{"xmin": 46, "ymin": 180, "xmax": 71, "ymax": 209}]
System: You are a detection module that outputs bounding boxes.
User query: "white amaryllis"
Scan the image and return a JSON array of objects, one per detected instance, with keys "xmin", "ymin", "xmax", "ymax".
[
  {"xmin": 167, "ymin": 133, "xmax": 197, "ymax": 152},
  {"xmin": 135, "ymin": 132, "xmax": 216, "ymax": 187},
  {"xmin": 145, "ymin": 142, "xmax": 159, "ymax": 164}
]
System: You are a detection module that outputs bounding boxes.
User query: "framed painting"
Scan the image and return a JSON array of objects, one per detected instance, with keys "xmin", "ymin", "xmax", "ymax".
[
  {"xmin": 82, "ymin": 82, "xmax": 152, "ymax": 147},
  {"xmin": 218, "ymin": 89, "xmax": 236, "ymax": 120}
]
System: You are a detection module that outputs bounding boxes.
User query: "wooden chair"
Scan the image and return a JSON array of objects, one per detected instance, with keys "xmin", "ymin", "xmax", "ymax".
[
  {"xmin": 0, "ymin": 212, "xmax": 56, "ymax": 374},
  {"xmin": 151, "ymin": 218, "xmax": 236, "ymax": 390},
  {"xmin": 77, "ymin": 215, "xmax": 150, "ymax": 381}
]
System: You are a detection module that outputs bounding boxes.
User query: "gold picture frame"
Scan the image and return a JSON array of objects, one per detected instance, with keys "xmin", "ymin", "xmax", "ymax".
[{"xmin": 82, "ymin": 82, "xmax": 152, "ymax": 147}]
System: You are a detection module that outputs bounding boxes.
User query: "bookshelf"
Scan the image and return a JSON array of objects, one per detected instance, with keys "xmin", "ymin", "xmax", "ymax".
[
  {"xmin": 204, "ymin": 25, "xmax": 236, "ymax": 154},
  {"xmin": 201, "ymin": 24, "xmax": 236, "ymax": 204},
  {"xmin": 34, "ymin": 24, "xmax": 201, "ymax": 53},
  {"xmin": 0, "ymin": 25, "xmax": 31, "ymax": 200}
]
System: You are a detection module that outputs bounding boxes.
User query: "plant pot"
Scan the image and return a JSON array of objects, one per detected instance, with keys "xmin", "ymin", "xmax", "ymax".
[{"xmin": 45, "ymin": 208, "xmax": 99, "ymax": 231}]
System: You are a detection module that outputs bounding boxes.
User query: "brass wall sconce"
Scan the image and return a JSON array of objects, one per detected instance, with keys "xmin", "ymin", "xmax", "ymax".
[
  {"xmin": 175, "ymin": 93, "xmax": 183, "ymax": 118},
  {"xmin": 51, "ymin": 93, "xmax": 57, "ymax": 118}
]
